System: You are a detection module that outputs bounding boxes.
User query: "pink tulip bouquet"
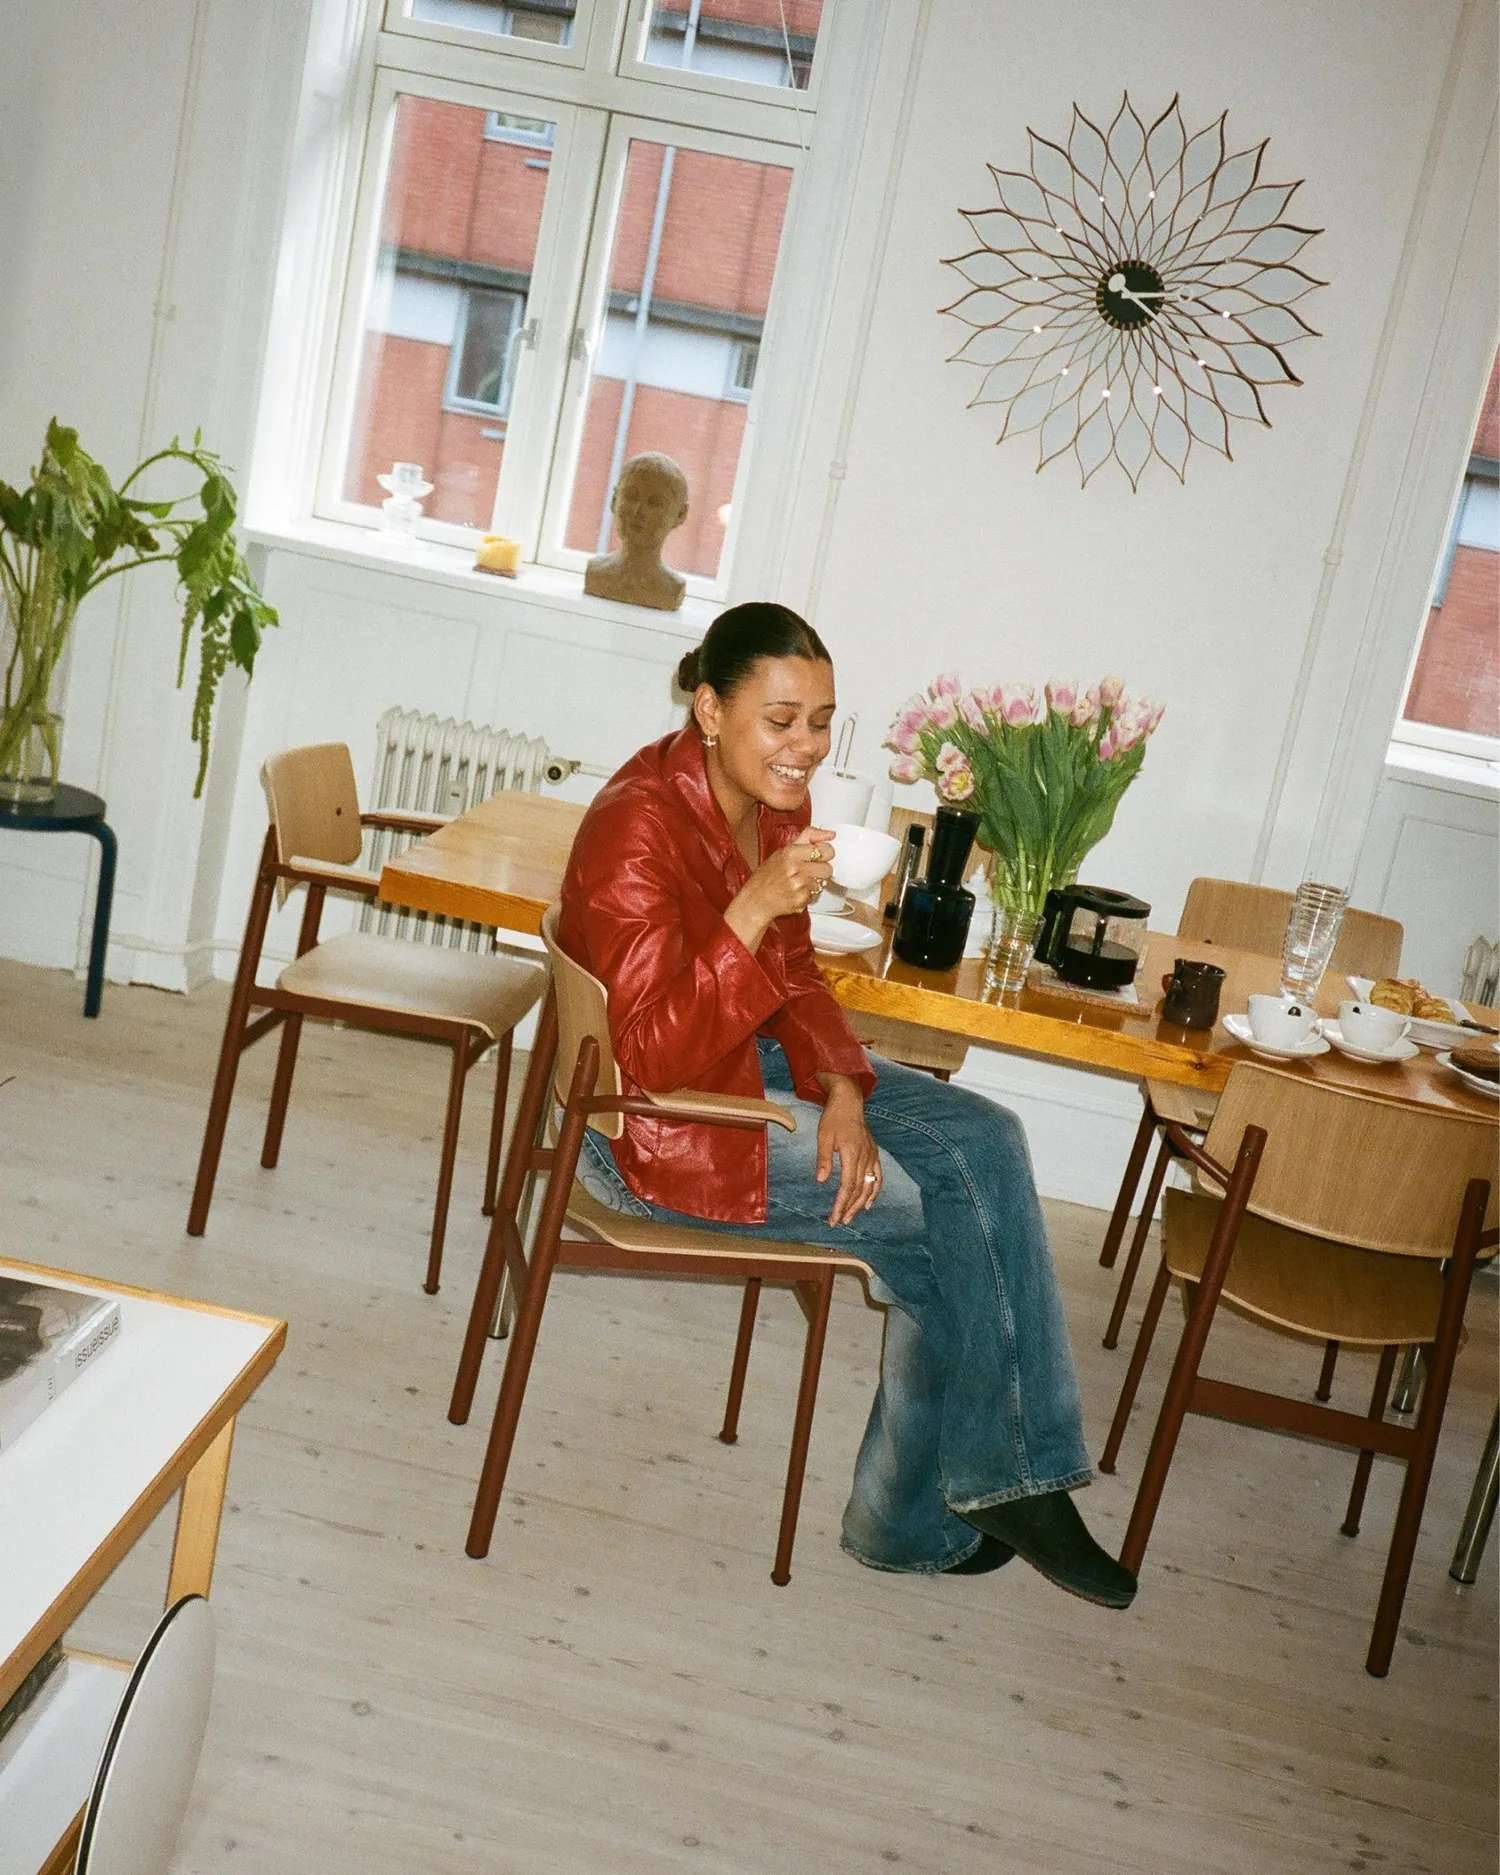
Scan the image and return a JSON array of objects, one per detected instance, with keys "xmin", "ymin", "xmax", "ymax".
[{"xmin": 884, "ymin": 674, "xmax": 1164, "ymax": 938}]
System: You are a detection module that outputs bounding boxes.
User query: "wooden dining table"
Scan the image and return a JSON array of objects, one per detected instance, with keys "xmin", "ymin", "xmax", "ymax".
[{"xmin": 378, "ymin": 793, "xmax": 1499, "ymax": 1117}]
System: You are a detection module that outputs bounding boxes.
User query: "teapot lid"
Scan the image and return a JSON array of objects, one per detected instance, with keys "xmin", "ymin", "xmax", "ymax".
[{"xmin": 1065, "ymin": 885, "xmax": 1150, "ymax": 920}]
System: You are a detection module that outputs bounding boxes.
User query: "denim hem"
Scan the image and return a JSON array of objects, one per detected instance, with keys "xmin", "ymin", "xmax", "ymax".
[
  {"xmin": 839, "ymin": 1532, "xmax": 985, "ymax": 1575},
  {"xmin": 949, "ymin": 1466, "xmax": 1095, "ymax": 1514}
]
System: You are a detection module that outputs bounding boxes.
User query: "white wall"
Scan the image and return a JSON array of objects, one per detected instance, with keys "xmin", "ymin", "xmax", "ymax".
[{"xmin": 2, "ymin": 0, "xmax": 1496, "ymax": 1209}]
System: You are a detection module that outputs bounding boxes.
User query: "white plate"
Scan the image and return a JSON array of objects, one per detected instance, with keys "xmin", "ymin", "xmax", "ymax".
[
  {"xmin": 1222, "ymin": 1012, "xmax": 1330, "ymax": 1062},
  {"xmin": 1322, "ymin": 1022, "xmax": 1420, "ymax": 1065},
  {"xmin": 1437, "ymin": 1050, "xmax": 1500, "ymax": 1099},
  {"xmin": 1346, "ymin": 976, "xmax": 1476, "ymax": 1051},
  {"xmin": 809, "ymin": 913, "xmax": 883, "ymax": 954}
]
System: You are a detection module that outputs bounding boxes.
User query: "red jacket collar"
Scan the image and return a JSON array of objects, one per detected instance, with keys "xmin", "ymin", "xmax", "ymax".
[{"xmin": 655, "ymin": 725, "xmax": 808, "ymax": 868}]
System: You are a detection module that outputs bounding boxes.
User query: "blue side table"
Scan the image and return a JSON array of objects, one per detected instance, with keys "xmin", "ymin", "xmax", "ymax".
[{"xmin": 0, "ymin": 785, "xmax": 118, "ymax": 1016}]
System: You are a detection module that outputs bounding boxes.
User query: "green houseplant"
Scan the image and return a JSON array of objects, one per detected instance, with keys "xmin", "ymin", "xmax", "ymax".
[{"xmin": 0, "ymin": 420, "xmax": 276, "ymax": 804}]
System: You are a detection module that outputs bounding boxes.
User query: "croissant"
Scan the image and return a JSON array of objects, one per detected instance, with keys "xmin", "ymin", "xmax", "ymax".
[
  {"xmin": 1413, "ymin": 994, "xmax": 1454, "ymax": 1022},
  {"xmin": 1369, "ymin": 978, "xmax": 1416, "ymax": 1014}
]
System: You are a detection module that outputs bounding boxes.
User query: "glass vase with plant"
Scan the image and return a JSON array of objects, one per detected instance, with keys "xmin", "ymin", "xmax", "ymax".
[
  {"xmin": 0, "ymin": 420, "xmax": 276, "ymax": 804},
  {"xmin": 885, "ymin": 674, "xmax": 1164, "ymax": 988}
]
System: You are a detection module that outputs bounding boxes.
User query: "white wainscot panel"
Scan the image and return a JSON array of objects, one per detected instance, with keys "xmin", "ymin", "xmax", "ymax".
[{"xmin": 1351, "ymin": 762, "xmax": 1500, "ymax": 994}]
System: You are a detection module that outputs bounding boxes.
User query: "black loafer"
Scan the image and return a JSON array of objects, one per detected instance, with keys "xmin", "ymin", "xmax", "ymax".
[
  {"xmin": 958, "ymin": 1492, "xmax": 1136, "ymax": 1609},
  {"xmin": 942, "ymin": 1535, "xmax": 1014, "ymax": 1576}
]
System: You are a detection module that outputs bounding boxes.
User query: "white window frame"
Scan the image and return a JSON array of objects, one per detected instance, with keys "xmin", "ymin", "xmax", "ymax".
[
  {"xmin": 443, "ymin": 283, "xmax": 527, "ymax": 414},
  {"xmin": 279, "ymin": 0, "xmax": 871, "ymax": 597},
  {"xmin": 618, "ymin": 0, "xmax": 826, "ymax": 115},
  {"xmin": 315, "ymin": 67, "xmax": 603, "ymax": 553},
  {"xmin": 383, "ymin": 0, "xmax": 597, "ymax": 70},
  {"xmin": 1391, "ymin": 458, "xmax": 1500, "ymax": 763},
  {"xmin": 483, "ymin": 107, "xmax": 557, "ymax": 146},
  {"xmin": 533, "ymin": 112, "xmax": 799, "ymax": 595},
  {"xmin": 725, "ymin": 335, "xmax": 757, "ymax": 400}
]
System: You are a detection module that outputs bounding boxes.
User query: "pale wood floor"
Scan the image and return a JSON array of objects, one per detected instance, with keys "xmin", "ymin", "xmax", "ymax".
[{"xmin": 1, "ymin": 957, "xmax": 1495, "ymax": 1875}]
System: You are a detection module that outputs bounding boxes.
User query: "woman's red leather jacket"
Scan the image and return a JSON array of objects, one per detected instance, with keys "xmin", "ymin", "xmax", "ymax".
[{"xmin": 558, "ymin": 728, "xmax": 875, "ymax": 1222}]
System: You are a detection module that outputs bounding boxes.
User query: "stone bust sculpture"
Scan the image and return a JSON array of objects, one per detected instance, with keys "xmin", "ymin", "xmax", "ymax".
[{"xmin": 584, "ymin": 452, "xmax": 689, "ymax": 612}]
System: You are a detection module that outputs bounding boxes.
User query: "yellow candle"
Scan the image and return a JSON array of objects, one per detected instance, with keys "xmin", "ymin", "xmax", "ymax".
[{"xmin": 474, "ymin": 534, "xmax": 521, "ymax": 577}]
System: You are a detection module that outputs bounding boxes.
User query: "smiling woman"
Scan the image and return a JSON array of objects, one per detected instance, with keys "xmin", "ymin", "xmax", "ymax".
[{"xmin": 554, "ymin": 601, "xmax": 1137, "ymax": 1604}]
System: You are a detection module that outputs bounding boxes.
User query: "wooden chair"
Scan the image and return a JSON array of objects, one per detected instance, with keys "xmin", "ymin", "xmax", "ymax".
[
  {"xmin": 448, "ymin": 905, "xmax": 875, "ymax": 1584},
  {"xmin": 1098, "ymin": 1062, "xmax": 1497, "ymax": 1677},
  {"xmin": 187, "ymin": 743, "xmax": 544, "ymax": 1293},
  {"xmin": 1099, "ymin": 878, "xmax": 1403, "ymax": 1360},
  {"xmin": 849, "ymin": 807, "xmax": 969, "ymax": 1079}
]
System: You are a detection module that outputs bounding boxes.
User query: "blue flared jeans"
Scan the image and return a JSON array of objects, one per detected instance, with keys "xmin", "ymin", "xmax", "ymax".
[{"xmin": 578, "ymin": 1038, "xmax": 1093, "ymax": 1573}]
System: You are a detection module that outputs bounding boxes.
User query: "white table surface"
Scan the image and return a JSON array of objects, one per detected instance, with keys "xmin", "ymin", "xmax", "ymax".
[{"xmin": 0, "ymin": 1260, "xmax": 281, "ymax": 1679}]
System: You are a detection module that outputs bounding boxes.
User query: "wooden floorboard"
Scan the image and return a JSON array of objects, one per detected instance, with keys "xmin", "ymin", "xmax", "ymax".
[{"xmin": 0, "ymin": 957, "xmax": 1493, "ymax": 1874}]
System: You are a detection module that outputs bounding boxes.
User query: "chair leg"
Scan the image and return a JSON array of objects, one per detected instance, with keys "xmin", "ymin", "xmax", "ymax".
[
  {"xmin": 772, "ymin": 1271, "xmax": 834, "ymax": 1587},
  {"xmin": 1341, "ymin": 1344, "xmax": 1398, "ymax": 1537},
  {"xmin": 1315, "ymin": 1338, "xmax": 1340, "ymax": 1403},
  {"xmin": 482, "ymin": 1033, "xmax": 513, "ymax": 1219},
  {"xmin": 425, "ymin": 1039, "xmax": 470, "ymax": 1295},
  {"xmin": 1103, "ymin": 1132, "xmax": 1173, "ymax": 1349},
  {"xmin": 260, "ymin": 1014, "xmax": 304, "ymax": 1169},
  {"xmin": 1118, "ymin": 1126, "xmax": 1266, "ymax": 1576},
  {"xmin": 1100, "ymin": 1256, "xmax": 1172, "ymax": 1474},
  {"xmin": 186, "ymin": 846, "xmax": 278, "ymax": 1237},
  {"xmin": 465, "ymin": 1041, "xmax": 585, "ymax": 1560},
  {"xmin": 1100, "ymin": 1100, "xmax": 1156, "ymax": 1269},
  {"xmin": 1450, "ymin": 1408, "xmax": 1500, "ymax": 1585},
  {"xmin": 1366, "ymin": 1184, "xmax": 1486, "ymax": 1677},
  {"xmin": 720, "ymin": 1280, "xmax": 762, "ymax": 1445}
]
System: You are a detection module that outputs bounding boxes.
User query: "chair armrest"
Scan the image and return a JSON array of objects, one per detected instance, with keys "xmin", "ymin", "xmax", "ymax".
[
  {"xmin": 647, "ymin": 1088, "xmax": 797, "ymax": 1132},
  {"xmin": 360, "ymin": 810, "xmax": 452, "ymax": 834},
  {"xmin": 282, "ymin": 858, "xmax": 381, "ymax": 897}
]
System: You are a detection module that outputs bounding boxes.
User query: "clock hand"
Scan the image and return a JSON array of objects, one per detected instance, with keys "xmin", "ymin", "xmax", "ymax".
[{"xmin": 1106, "ymin": 271, "xmax": 1168, "ymax": 310}]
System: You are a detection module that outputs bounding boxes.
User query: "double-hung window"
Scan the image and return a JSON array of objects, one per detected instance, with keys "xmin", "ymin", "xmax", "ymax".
[{"xmin": 316, "ymin": 0, "xmax": 833, "ymax": 593}]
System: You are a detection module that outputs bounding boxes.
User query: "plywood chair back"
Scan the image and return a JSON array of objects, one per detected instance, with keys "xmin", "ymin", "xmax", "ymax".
[
  {"xmin": 1179, "ymin": 878, "xmax": 1402, "ymax": 979},
  {"xmin": 540, "ymin": 903, "xmax": 625, "ymax": 1139},
  {"xmin": 1201, "ymin": 1062, "xmax": 1498, "ymax": 1257},
  {"xmin": 261, "ymin": 743, "xmax": 364, "ymax": 904}
]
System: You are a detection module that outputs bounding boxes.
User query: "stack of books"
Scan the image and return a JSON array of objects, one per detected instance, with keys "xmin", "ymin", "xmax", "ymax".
[{"xmin": 0, "ymin": 1274, "xmax": 122, "ymax": 1453}]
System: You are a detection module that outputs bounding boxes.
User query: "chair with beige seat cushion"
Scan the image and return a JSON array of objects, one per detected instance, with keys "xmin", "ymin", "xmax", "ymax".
[
  {"xmin": 1098, "ymin": 1062, "xmax": 1496, "ymax": 1678},
  {"xmin": 1099, "ymin": 878, "xmax": 1403, "ymax": 1354},
  {"xmin": 449, "ymin": 905, "xmax": 875, "ymax": 1585},
  {"xmin": 187, "ymin": 743, "xmax": 544, "ymax": 1294}
]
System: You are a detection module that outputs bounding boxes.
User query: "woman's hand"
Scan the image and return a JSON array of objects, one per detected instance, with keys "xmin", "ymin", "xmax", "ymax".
[
  {"xmin": 814, "ymin": 1074, "xmax": 881, "ymax": 1225},
  {"xmin": 724, "ymin": 828, "xmax": 836, "ymax": 954}
]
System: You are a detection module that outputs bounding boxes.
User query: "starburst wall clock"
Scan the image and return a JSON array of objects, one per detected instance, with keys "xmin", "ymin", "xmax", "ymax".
[{"xmin": 940, "ymin": 94, "xmax": 1326, "ymax": 488}]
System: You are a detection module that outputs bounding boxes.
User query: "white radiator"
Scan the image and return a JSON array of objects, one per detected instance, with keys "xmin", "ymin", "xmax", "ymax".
[{"xmin": 359, "ymin": 705, "xmax": 607, "ymax": 951}]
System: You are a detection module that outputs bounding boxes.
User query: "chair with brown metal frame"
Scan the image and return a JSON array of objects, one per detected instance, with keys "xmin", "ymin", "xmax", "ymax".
[
  {"xmin": 1098, "ymin": 880, "xmax": 1403, "ymax": 1386},
  {"xmin": 448, "ymin": 904, "xmax": 876, "ymax": 1584},
  {"xmin": 186, "ymin": 743, "xmax": 545, "ymax": 1293},
  {"xmin": 1098, "ymin": 1061, "xmax": 1497, "ymax": 1677}
]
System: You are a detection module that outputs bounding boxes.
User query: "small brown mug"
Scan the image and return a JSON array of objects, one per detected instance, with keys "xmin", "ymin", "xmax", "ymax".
[{"xmin": 1161, "ymin": 958, "xmax": 1225, "ymax": 1030}]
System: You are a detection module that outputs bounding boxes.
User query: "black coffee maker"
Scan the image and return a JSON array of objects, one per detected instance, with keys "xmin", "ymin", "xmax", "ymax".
[
  {"xmin": 1035, "ymin": 884, "xmax": 1150, "ymax": 990},
  {"xmin": 892, "ymin": 807, "xmax": 978, "ymax": 970}
]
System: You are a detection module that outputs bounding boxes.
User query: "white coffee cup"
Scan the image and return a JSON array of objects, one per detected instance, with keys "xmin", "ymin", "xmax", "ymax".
[
  {"xmin": 1338, "ymin": 999, "xmax": 1410, "ymax": 1053},
  {"xmin": 826, "ymin": 823, "xmax": 900, "ymax": 892},
  {"xmin": 1247, "ymin": 993, "xmax": 1320, "ymax": 1050}
]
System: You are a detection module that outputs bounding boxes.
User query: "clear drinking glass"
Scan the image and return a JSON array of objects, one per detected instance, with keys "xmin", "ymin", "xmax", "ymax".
[{"xmin": 1280, "ymin": 881, "xmax": 1349, "ymax": 1000}]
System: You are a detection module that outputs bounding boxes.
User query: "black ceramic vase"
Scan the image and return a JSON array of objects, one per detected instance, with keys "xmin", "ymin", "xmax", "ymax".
[{"xmin": 893, "ymin": 806, "xmax": 978, "ymax": 970}]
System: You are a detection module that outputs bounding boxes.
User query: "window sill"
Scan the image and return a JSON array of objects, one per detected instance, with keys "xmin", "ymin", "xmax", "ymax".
[
  {"xmin": 1384, "ymin": 741, "xmax": 1500, "ymax": 801},
  {"xmin": 243, "ymin": 516, "xmax": 716, "ymax": 641}
]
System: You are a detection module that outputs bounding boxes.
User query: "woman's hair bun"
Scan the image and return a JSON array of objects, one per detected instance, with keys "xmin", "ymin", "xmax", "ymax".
[{"xmin": 675, "ymin": 648, "xmax": 702, "ymax": 693}]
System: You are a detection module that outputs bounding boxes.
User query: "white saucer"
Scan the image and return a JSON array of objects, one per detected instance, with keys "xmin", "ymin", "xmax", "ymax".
[
  {"xmin": 1222, "ymin": 1012, "xmax": 1330, "ymax": 1062},
  {"xmin": 1323, "ymin": 1023, "xmax": 1419, "ymax": 1065},
  {"xmin": 809, "ymin": 913, "xmax": 882, "ymax": 954},
  {"xmin": 1437, "ymin": 1050, "xmax": 1500, "ymax": 1099}
]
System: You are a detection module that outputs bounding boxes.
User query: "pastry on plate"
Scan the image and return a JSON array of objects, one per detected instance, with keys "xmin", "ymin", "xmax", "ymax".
[
  {"xmin": 1412, "ymin": 994, "xmax": 1455, "ymax": 1022},
  {"xmin": 1451, "ymin": 1044, "xmax": 1500, "ymax": 1084},
  {"xmin": 1369, "ymin": 977, "xmax": 1418, "ymax": 1014}
]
